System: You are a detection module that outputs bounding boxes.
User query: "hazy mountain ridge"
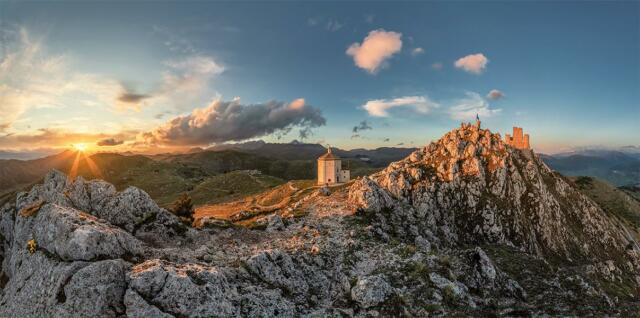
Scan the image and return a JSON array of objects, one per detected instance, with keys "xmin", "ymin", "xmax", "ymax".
[
  {"xmin": 0, "ymin": 145, "xmax": 413, "ymax": 206},
  {"xmin": 540, "ymin": 149, "xmax": 640, "ymax": 186}
]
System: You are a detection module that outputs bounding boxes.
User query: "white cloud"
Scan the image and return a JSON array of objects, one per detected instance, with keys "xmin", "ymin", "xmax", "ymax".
[
  {"xmin": 0, "ymin": 28, "xmax": 131, "ymax": 129},
  {"xmin": 431, "ymin": 62, "xmax": 443, "ymax": 70},
  {"xmin": 411, "ymin": 47, "xmax": 424, "ymax": 56},
  {"xmin": 449, "ymin": 92, "xmax": 501, "ymax": 120},
  {"xmin": 454, "ymin": 53, "xmax": 488, "ymax": 74},
  {"xmin": 362, "ymin": 96, "xmax": 439, "ymax": 117},
  {"xmin": 160, "ymin": 55, "xmax": 223, "ymax": 93},
  {"xmin": 346, "ymin": 29, "xmax": 403, "ymax": 74},
  {"xmin": 486, "ymin": 89, "xmax": 505, "ymax": 100}
]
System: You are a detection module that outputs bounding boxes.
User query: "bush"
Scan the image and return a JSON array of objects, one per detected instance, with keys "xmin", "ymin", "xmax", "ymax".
[
  {"xmin": 170, "ymin": 193, "xmax": 195, "ymax": 225},
  {"xmin": 27, "ymin": 239, "xmax": 37, "ymax": 254}
]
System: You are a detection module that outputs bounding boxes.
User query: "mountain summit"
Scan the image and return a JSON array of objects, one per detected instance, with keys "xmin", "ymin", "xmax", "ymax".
[{"xmin": 350, "ymin": 122, "xmax": 639, "ymax": 273}]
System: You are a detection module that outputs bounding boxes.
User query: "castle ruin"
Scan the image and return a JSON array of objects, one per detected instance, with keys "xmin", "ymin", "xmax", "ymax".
[{"xmin": 504, "ymin": 127, "xmax": 530, "ymax": 149}]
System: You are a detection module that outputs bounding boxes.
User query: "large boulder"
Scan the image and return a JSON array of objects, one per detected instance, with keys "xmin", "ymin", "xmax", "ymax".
[
  {"xmin": 15, "ymin": 170, "xmax": 186, "ymax": 243},
  {"xmin": 127, "ymin": 260, "xmax": 237, "ymax": 317},
  {"xmin": 350, "ymin": 275, "xmax": 393, "ymax": 309},
  {"xmin": 0, "ymin": 200, "xmax": 138, "ymax": 317}
]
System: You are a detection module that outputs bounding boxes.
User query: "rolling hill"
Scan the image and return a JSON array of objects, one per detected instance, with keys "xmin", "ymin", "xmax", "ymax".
[{"xmin": 0, "ymin": 144, "xmax": 412, "ymax": 206}]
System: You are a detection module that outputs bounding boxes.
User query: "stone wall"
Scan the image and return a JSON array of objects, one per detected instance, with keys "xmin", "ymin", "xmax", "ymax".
[{"xmin": 504, "ymin": 127, "xmax": 530, "ymax": 149}]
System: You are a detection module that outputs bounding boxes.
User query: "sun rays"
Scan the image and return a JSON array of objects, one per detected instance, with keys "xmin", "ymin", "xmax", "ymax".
[
  {"xmin": 73, "ymin": 143, "xmax": 87, "ymax": 152},
  {"xmin": 68, "ymin": 145, "xmax": 103, "ymax": 180}
]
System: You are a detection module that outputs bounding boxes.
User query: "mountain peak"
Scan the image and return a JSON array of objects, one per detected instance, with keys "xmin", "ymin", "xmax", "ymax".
[{"xmin": 350, "ymin": 123, "xmax": 640, "ymax": 269}]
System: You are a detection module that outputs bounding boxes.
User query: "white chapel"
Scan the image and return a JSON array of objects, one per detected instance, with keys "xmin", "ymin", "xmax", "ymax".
[{"xmin": 317, "ymin": 147, "xmax": 350, "ymax": 185}]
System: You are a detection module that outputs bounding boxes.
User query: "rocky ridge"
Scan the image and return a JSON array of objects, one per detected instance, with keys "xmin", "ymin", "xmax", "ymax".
[
  {"xmin": 349, "ymin": 123, "xmax": 640, "ymax": 269},
  {"xmin": 0, "ymin": 123, "xmax": 638, "ymax": 317}
]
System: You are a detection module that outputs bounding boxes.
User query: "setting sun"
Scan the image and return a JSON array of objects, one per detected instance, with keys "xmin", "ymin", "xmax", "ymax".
[{"xmin": 73, "ymin": 143, "xmax": 87, "ymax": 152}]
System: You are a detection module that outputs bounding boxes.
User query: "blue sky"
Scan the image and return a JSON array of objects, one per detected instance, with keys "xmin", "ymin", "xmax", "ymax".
[{"xmin": 0, "ymin": 1, "xmax": 638, "ymax": 154}]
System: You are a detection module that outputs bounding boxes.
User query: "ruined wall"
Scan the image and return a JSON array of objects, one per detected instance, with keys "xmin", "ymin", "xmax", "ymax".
[{"xmin": 504, "ymin": 127, "xmax": 530, "ymax": 149}]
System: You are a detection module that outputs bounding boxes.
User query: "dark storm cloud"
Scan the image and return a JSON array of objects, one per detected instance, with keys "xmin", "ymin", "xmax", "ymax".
[
  {"xmin": 352, "ymin": 120, "xmax": 372, "ymax": 133},
  {"xmin": 118, "ymin": 92, "xmax": 151, "ymax": 104},
  {"xmin": 141, "ymin": 98, "xmax": 326, "ymax": 146},
  {"xmin": 97, "ymin": 138, "xmax": 124, "ymax": 146},
  {"xmin": 298, "ymin": 127, "xmax": 313, "ymax": 140}
]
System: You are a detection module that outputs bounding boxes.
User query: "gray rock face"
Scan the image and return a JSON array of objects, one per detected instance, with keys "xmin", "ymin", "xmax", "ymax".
[
  {"xmin": 15, "ymin": 170, "xmax": 186, "ymax": 244},
  {"xmin": 13, "ymin": 203, "xmax": 142, "ymax": 261},
  {"xmin": 0, "ymin": 200, "xmax": 135, "ymax": 317},
  {"xmin": 128, "ymin": 260, "xmax": 237, "ymax": 317},
  {"xmin": 348, "ymin": 123, "xmax": 640, "ymax": 274},
  {"xmin": 350, "ymin": 275, "xmax": 393, "ymax": 308}
]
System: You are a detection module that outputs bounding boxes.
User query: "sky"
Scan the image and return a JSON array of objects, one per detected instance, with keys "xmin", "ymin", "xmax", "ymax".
[{"xmin": 0, "ymin": 1, "xmax": 638, "ymax": 158}]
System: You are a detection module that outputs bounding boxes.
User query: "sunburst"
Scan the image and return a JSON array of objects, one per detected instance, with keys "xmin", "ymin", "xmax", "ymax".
[{"xmin": 73, "ymin": 143, "xmax": 87, "ymax": 152}]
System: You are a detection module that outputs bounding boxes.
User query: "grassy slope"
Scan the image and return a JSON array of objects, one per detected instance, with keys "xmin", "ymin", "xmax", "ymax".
[
  {"xmin": 570, "ymin": 176, "xmax": 640, "ymax": 241},
  {"xmin": 189, "ymin": 171, "xmax": 284, "ymax": 206}
]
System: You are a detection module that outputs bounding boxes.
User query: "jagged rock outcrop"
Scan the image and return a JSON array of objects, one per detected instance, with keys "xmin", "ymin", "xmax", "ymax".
[
  {"xmin": 349, "ymin": 123, "xmax": 640, "ymax": 275},
  {"xmin": 14, "ymin": 170, "xmax": 186, "ymax": 243}
]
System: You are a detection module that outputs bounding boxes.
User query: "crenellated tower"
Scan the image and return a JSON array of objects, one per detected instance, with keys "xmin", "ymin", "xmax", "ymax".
[{"xmin": 504, "ymin": 126, "xmax": 531, "ymax": 149}]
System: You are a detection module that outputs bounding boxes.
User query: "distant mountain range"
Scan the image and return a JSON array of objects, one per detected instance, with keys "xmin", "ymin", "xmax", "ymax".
[
  {"xmin": 0, "ymin": 142, "xmax": 416, "ymax": 204},
  {"xmin": 2, "ymin": 142, "xmax": 637, "ymax": 201},
  {"xmin": 540, "ymin": 149, "xmax": 640, "ymax": 186}
]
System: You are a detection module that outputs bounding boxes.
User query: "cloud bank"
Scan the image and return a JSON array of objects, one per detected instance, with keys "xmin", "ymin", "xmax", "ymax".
[
  {"xmin": 97, "ymin": 138, "xmax": 124, "ymax": 146},
  {"xmin": 346, "ymin": 29, "xmax": 402, "ymax": 74},
  {"xmin": 448, "ymin": 92, "xmax": 501, "ymax": 120},
  {"xmin": 362, "ymin": 96, "xmax": 439, "ymax": 117},
  {"xmin": 0, "ymin": 128, "xmax": 137, "ymax": 150},
  {"xmin": 454, "ymin": 53, "xmax": 488, "ymax": 74},
  {"xmin": 140, "ymin": 98, "xmax": 326, "ymax": 146}
]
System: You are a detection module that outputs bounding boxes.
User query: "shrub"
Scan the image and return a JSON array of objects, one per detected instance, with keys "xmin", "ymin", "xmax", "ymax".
[
  {"xmin": 170, "ymin": 193, "xmax": 195, "ymax": 225},
  {"xmin": 27, "ymin": 239, "xmax": 37, "ymax": 254}
]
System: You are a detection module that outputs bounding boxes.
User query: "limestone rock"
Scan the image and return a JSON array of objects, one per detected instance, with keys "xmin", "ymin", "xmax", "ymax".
[
  {"xmin": 348, "ymin": 124, "xmax": 640, "ymax": 274},
  {"xmin": 127, "ymin": 260, "xmax": 237, "ymax": 317},
  {"xmin": 350, "ymin": 275, "xmax": 393, "ymax": 309},
  {"xmin": 15, "ymin": 170, "xmax": 186, "ymax": 244},
  {"xmin": 13, "ymin": 203, "xmax": 142, "ymax": 261}
]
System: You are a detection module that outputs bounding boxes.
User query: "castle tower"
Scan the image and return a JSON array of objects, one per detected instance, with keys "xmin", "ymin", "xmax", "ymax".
[
  {"xmin": 317, "ymin": 147, "xmax": 350, "ymax": 185},
  {"xmin": 504, "ymin": 127, "xmax": 531, "ymax": 150},
  {"xmin": 474, "ymin": 114, "xmax": 481, "ymax": 129}
]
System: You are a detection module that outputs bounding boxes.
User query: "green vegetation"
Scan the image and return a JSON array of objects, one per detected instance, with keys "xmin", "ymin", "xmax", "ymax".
[
  {"xmin": 169, "ymin": 193, "xmax": 195, "ymax": 224},
  {"xmin": 570, "ymin": 176, "xmax": 640, "ymax": 236},
  {"xmin": 189, "ymin": 171, "xmax": 284, "ymax": 206}
]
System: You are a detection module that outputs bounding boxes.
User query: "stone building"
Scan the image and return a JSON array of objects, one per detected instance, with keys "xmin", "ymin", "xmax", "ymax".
[
  {"xmin": 317, "ymin": 147, "xmax": 350, "ymax": 185},
  {"xmin": 505, "ymin": 127, "xmax": 530, "ymax": 149}
]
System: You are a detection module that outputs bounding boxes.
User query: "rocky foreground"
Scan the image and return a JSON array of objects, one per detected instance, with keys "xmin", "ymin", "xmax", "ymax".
[{"xmin": 1, "ymin": 124, "xmax": 639, "ymax": 317}]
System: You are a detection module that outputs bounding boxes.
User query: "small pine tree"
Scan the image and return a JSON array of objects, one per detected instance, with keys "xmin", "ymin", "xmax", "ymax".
[{"xmin": 170, "ymin": 193, "xmax": 194, "ymax": 224}]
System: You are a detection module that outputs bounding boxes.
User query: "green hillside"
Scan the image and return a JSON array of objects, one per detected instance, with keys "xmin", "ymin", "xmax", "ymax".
[{"xmin": 571, "ymin": 176, "xmax": 640, "ymax": 240}]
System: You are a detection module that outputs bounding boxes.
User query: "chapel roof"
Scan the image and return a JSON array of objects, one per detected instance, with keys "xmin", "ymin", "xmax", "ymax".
[{"xmin": 318, "ymin": 147, "xmax": 340, "ymax": 161}]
